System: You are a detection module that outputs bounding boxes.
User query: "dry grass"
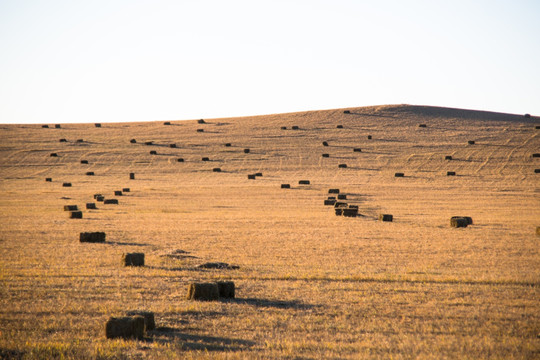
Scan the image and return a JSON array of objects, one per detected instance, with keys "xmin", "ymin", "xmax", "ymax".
[{"xmin": 0, "ymin": 105, "xmax": 539, "ymax": 359}]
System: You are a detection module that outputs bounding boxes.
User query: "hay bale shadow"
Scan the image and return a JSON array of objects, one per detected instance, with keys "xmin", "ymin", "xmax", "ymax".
[
  {"xmin": 224, "ymin": 298, "xmax": 315, "ymax": 310},
  {"xmin": 147, "ymin": 328, "xmax": 255, "ymax": 351}
]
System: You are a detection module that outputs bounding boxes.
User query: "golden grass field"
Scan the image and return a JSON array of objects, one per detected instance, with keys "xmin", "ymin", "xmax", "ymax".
[{"xmin": 0, "ymin": 104, "xmax": 539, "ymax": 359}]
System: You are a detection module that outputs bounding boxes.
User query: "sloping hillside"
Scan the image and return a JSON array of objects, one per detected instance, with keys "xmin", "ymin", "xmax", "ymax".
[{"xmin": 0, "ymin": 105, "xmax": 539, "ymax": 359}]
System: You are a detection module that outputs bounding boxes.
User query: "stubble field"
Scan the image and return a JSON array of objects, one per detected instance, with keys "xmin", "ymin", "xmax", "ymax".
[{"xmin": 0, "ymin": 105, "xmax": 539, "ymax": 359}]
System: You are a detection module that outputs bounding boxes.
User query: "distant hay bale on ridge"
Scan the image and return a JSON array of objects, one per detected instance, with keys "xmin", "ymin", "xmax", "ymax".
[
  {"xmin": 394, "ymin": 173, "xmax": 404, "ymax": 177},
  {"xmin": 299, "ymin": 180, "xmax": 310, "ymax": 185},
  {"xmin": 86, "ymin": 203, "xmax": 97, "ymax": 209},
  {"xmin": 281, "ymin": 184, "xmax": 290, "ymax": 188},
  {"xmin": 447, "ymin": 171, "xmax": 456, "ymax": 176},
  {"xmin": 450, "ymin": 217, "xmax": 469, "ymax": 228},
  {"xmin": 104, "ymin": 199, "xmax": 119, "ymax": 204},
  {"xmin": 64, "ymin": 205, "xmax": 78, "ymax": 211},
  {"xmin": 338, "ymin": 164, "xmax": 347, "ymax": 168},
  {"xmin": 69, "ymin": 211, "xmax": 83, "ymax": 219},
  {"xmin": 123, "ymin": 253, "xmax": 145, "ymax": 267},
  {"xmin": 445, "ymin": 155, "xmax": 453, "ymax": 160},
  {"xmin": 80, "ymin": 232, "xmax": 106, "ymax": 243},
  {"xmin": 328, "ymin": 189, "xmax": 340, "ymax": 194},
  {"xmin": 379, "ymin": 214, "xmax": 393, "ymax": 222}
]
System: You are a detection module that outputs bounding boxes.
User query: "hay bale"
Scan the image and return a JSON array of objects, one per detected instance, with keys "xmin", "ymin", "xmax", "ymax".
[
  {"xmin": 149, "ymin": 150, "xmax": 157, "ymax": 155},
  {"xmin": 335, "ymin": 208, "xmax": 343, "ymax": 216},
  {"xmin": 96, "ymin": 195, "xmax": 104, "ymax": 202},
  {"xmin": 125, "ymin": 311, "xmax": 155, "ymax": 331},
  {"xmin": 42, "ymin": 125, "xmax": 49, "ymax": 128},
  {"xmin": 468, "ymin": 140, "xmax": 475, "ymax": 145},
  {"xmin": 418, "ymin": 124, "xmax": 427, "ymax": 128},
  {"xmin": 532, "ymin": 153, "xmax": 540, "ymax": 158},
  {"xmin": 213, "ymin": 168, "xmax": 222, "ymax": 172},
  {"xmin": 292, "ymin": 126, "xmax": 299, "ymax": 130},
  {"xmin": 328, "ymin": 189, "xmax": 340, "ymax": 194},
  {"xmin": 334, "ymin": 202, "xmax": 348, "ymax": 208},
  {"xmin": 202, "ymin": 157, "xmax": 210, "ymax": 161},
  {"xmin": 94, "ymin": 194, "xmax": 102, "ymax": 199},
  {"xmin": 197, "ymin": 129, "xmax": 204, "ymax": 132},
  {"xmin": 343, "ymin": 110, "xmax": 351, "ymax": 114},
  {"xmin": 299, "ymin": 180, "xmax": 310, "ymax": 185},
  {"xmin": 353, "ymin": 148, "xmax": 362, "ymax": 152},
  {"xmin": 69, "ymin": 211, "xmax": 83, "ymax": 219},
  {"xmin": 338, "ymin": 164, "xmax": 347, "ymax": 168},
  {"xmin": 81, "ymin": 160, "xmax": 88, "ymax": 164},
  {"xmin": 348, "ymin": 205, "xmax": 358, "ymax": 209},
  {"xmin": 451, "ymin": 216, "xmax": 473, "ymax": 225},
  {"xmin": 86, "ymin": 203, "xmax": 97, "ymax": 209},
  {"xmin": 322, "ymin": 153, "xmax": 329, "ymax": 158},
  {"xmin": 122, "ymin": 188, "xmax": 130, "ymax": 192},
  {"xmin": 244, "ymin": 148, "xmax": 250, "ymax": 153},
  {"xmin": 322, "ymin": 141, "xmax": 329, "ymax": 146},
  {"xmin": 535, "ymin": 125, "xmax": 540, "ymax": 129},
  {"xmin": 281, "ymin": 184, "xmax": 290, "ymax": 188},
  {"xmin": 59, "ymin": 139, "xmax": 67, "ymax": 142},
  {"xmin": 447, "ymin": 171, "xmax": 456, "ymax": 176},
  {"xmin": 337, "ymin": 125, "xmax": 343, "ymax": 129},
  {"xmin": 163, "ymin": 121, "xmax": 171, "ymax": 125},
  {"xmin": 367, "ymin": 135, "xmax": 372, "ymax": 139},
  {"xmin": 76, "ymin": 139, "xmax": 84, "ymax": 143},
  {"xmin": 80, "ymin": 232, "xmax": 106, "ymax": 243},
  {"xmin": 64, "ymin": 205, "xmax": 78, "ymax": 211},
  {"xmin": 524, "ymin": 114, "xmax": 531, "ymax": 118},
  {"xmin": 394, "ymin": 173, "xmax": 404, "ymax": 177},
  {"xmin": 50, "ymin": 153, "xmax": 58, "ymax": 157},
  {"xmin": 169, "ymin": 144, "xmax": 176, "ymax": 148},
  {"xmin": 535, "ymin": 169, "xmax": 540, "ymax": 173},
  {"xmin": 217, "ymin": 281, "xmax": 235, "ymax": 298},
  {"xmin": 95, "ymin": 123, "xmax": 101, "ymax": 127},
  {"xmin": 114, "ymin": 191, "xmax": 123, "ymax": 196},
  {"xmin": 129, "ymin": 173, "xmax": 135, "ymax": 179},
  {"xmin": 104, "ymin": 199, "xmax": 119, "ymax": 204},
  {"xmin": 55, "ymin": 124, "xmax": 61, "ymax": 128},
  {"xmin": 445, "ymin": 156, "xmax": 452, "ymax": 160},
  {"xmin": 105, "ymin": 316, "xmax": 145, "ymax": 340},
  {"xmin": 198, "ymin": 119, "xmax": 206, "ymax": 124},
  {"xmin": 337, "ymin": 194, "xmax": 347, "ymax": 200},
  {"xmin": 327, "ymin": 196, "xmax": 336, "ymax": 200},
  {"xmin": 225, "ymin": 143, "xmax": 232, "ymax": 147},
  {"xmin": 45, "ymin": 177, "xmax": 52, "ymax": 182},
  {"xmin": 324, "ymin": 199, "xmax": 336, "ymax": 206},
  {"xmin": 177, "ymin": 158, "xmax": 184, "ymax": 162},
  {"xmin": 123, "ymin": 253, "xmax": 145, "ymax": 267},
  {"xmin": 379, "ymin": 214, "xmax": 393, "ymax": 222},
  {"xmin": 281, "ymin": 126, "xmax": 287, "ymax": 130},
  {"xmin": 145, "ymin": 141, "xmax": 153, "ymax": 145},
  {"xmin": 63, "ymin": 182, "xmax": 72, "ymax": 187},
  {"xmin": 450, "ymin": 217, "xmax": 468, "ymax": 228},
  {"xmin": 255, "ymin": 172, "xmax": 263, "ymax": 177},
  {"xmin": 247, "ymin": 174, "xmax": 256, "ymax": 180},
  {"xmin": 130, "ymin": 139, "xmax": 137, "ymax": 144},
  {"xmin": 186, "ymin": 282, "xmax": 219, "ymax": 301},
  {"xmin": 86, "ymin": 171, "xmax": 95, "ymax": 176},
  {"xmin": 343, "ymin": 207, "xmax": 358, "ymax": 217}
]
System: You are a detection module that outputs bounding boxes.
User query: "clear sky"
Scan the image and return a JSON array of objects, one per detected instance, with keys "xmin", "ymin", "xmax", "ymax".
[{"xmin": 1, "ymin": 0, "xmax": 539, "ymax": 123}]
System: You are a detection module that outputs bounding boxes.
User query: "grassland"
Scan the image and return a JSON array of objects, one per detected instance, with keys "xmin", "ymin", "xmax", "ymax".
[{"xmin": 0, "ymin": 105, "xmax": 539, "ymax": 359}]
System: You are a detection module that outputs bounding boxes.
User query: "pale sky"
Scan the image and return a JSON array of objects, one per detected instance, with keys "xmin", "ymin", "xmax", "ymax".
[{"xmin": 1, "ymin": 0, "xmax": 539, "ymax": 124}]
